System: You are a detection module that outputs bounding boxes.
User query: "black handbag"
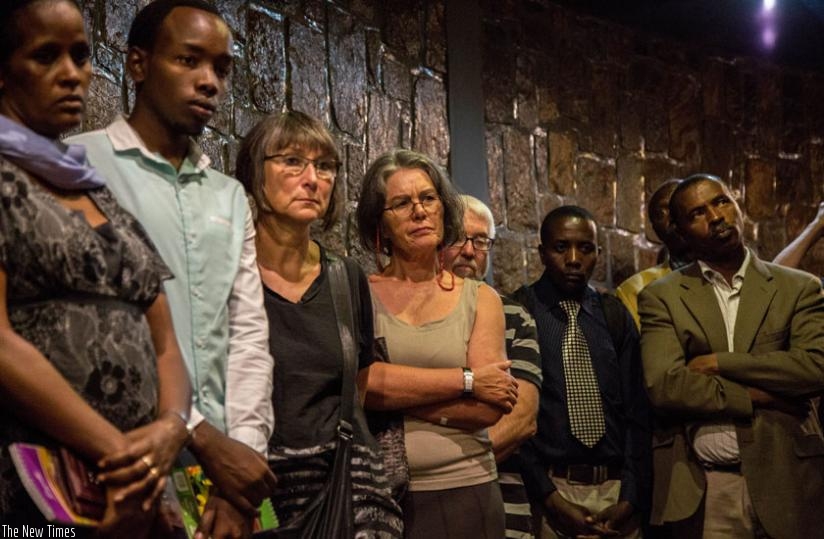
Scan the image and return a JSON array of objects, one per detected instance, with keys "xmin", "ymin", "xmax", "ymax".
[{"xmin": 259, "ymin": 257, "xmax": 357, "ymax": 539}]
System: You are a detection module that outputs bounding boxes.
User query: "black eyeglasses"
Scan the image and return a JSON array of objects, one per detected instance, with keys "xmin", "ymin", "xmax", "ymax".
[
  {"xmin": 451, "ymin": 236, "xmax": 495, "ymax": 251},
  {"xmin": 264, "ymin": 153, "xmax": 340, "ymax": 180}
]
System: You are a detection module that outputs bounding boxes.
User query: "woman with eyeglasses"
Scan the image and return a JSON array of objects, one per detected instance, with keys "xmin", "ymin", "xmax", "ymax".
[
  {"xmin": 356, "ymin": 149, "xmax": 519, "ymax": 538},
  {"xmin": 235, "ymin": 111, "xmax": 404, "ymax": 537}
]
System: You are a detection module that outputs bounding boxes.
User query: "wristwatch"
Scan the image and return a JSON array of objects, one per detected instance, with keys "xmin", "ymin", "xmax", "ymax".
[{"xmin": 462, "ymin": 367, "xmax": 474, "ymax": 397}]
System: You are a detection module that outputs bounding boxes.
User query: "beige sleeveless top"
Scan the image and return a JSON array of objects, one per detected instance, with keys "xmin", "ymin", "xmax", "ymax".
[{"xmin": 371, "ymin": 278, "xmax": 497, "ymax": 491}]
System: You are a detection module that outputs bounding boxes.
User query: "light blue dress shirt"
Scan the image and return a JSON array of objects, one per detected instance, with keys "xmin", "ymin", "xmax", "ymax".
[{"xmin": 69, "ymin": 117, "xmax": 273, "ymax": 452}]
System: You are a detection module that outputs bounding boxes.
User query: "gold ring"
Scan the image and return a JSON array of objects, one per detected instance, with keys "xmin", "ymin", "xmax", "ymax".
[
  {"xmin": 141, "ymin": 455, "xmax": 153, "ymax": 471},
  {"xmin": 149, "ymin": 467, "xmax": 160, "ymax": 479}
]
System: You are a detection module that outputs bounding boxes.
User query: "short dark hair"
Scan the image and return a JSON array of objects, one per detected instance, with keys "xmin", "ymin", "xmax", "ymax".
[
  {"xmin": 356, "ymin": 149, "xmax": 463, "ymax": 255},
  {"xmin": 668, "ymin": 173, "xmax": 724, "ymax": 225},
  {"xmin": 539, "ymin": 205, "xmax": 597, "ymax": 245},
  {"xmin": 648, "ymin": 178, "xmax": 682, "ymax": 240},
  {"xmin": 648, "ymin": 178, "xmax": 682, "ymax": 221},
  {"xmin": 128, "ymin": 0, "xmax": 222, "ymax": 51},
  {"xmin": 236, "ymin": 110, "xmax": 342, "ymax": 230},
  {"xmin": 0, "ymin": 0, "xmax": 80, "ymax": 66}
]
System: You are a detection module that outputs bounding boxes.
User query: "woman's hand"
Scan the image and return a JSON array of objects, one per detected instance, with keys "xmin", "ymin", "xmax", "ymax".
[
  {"xmin": 471, "ymin": 361, "xmax": 519, "ymax": 412},
  {"xmin": 96, "ymin": 475, "xmax": 157, "ymax": 538},
  {"xmin": 97, "ymin": 413, "xmax": 189, "ymax": 509}
]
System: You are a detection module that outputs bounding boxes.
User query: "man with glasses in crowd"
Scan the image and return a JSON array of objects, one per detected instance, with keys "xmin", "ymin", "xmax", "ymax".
[{"xmin": 442, "ymin": 195, "xmax": 542, "ymax": 539}]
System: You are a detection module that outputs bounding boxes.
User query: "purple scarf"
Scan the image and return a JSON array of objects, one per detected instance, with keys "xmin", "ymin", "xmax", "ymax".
[{"xmin": 0, "ymin": 114, "xmax": 105, "ymax": 190}]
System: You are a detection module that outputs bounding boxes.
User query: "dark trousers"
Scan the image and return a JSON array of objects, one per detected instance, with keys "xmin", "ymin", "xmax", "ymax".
[{"xmin": 401, "ymin": 481, "xmax": 505, "ymax": 539}]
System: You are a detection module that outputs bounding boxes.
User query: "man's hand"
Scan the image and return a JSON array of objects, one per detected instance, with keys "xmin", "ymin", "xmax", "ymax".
[
  {"xmin": 195, "ymin": 493, "xmax": 253, "ymax": 539},
  {"xmin": 190, "ymin": 422, "xmax": 277, "ymax": 516},
  {"xmin": 587, "ymin": 501, "xmax": 638, "ymax": 536},
  {"xmin": 471, "ymin": 361, "xmax": 519, "ymax": 412},
  {"xmin": 687, "ymin": 354, "xmax": 720, "ymax": 375},
  {"xmin": 544, "ymin": 491, "xmax": 598, "ymax": 538},
  {"xmin": 748, "ymin": 387, "xmax": 810, "ymax": 417}
]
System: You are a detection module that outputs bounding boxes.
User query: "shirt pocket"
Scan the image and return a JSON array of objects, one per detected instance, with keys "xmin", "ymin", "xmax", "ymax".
[{"xmin": 200, "ymin": 214, "xmax": 237, "ymax": 295}]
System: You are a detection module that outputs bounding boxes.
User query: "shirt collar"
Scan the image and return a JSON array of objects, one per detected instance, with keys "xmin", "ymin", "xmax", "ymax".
[
  {"xmin": 698, "ymin": 249, "xmax": 750, "ymax": 288},
  {"xmin": 105, "ymin": 114, "xmax": 211, "ymax": 173},
  {"xmin": 535, "ymin": 271, "xmax": 599, "ymax": 316}
]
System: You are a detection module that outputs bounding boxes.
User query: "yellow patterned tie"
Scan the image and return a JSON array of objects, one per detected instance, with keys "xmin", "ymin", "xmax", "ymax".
[{"xmin": 559, "ymin": 300, "xmax": 605, "ymax": 447}]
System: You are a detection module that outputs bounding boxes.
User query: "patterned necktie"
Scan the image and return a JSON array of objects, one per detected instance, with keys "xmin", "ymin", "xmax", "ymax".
[{"xmin": 559, "ymin": 299, "xmax": 605, "ymax": 447}]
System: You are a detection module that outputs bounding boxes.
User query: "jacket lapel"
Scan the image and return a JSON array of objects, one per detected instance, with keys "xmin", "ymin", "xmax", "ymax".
[
  {"xmin": 733, "ymin": 255, "xmax": 776, "ymax": 352},
  {"xmin": 679, "ymin": 264, "xmax": 729, "ymax": 353}
]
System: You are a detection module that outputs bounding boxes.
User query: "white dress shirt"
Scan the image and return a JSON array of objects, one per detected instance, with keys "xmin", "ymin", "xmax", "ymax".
[{"xmin": 691, "ymin": 250, "xmax": 751, "ymax": 465}]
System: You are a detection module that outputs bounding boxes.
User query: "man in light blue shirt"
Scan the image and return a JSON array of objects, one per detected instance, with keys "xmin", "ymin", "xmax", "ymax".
[{"xmin": 69, "ymin": 1, "xmax": 275, "ymax": 535}]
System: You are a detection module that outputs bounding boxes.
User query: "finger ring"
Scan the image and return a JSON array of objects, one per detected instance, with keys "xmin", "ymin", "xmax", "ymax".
[
  {"xmin": 149, "ymin": 467, "xmax": 160, "ymax": 479},
  {"xmin": 141, "ymin": 455, "xmax": 153, "ymax": 471}
]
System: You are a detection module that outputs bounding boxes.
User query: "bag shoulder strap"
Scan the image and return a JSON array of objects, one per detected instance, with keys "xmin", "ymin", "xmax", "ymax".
[{"xmin": 327, "ymin": 256, "xmax": 357, "ymax": 434}]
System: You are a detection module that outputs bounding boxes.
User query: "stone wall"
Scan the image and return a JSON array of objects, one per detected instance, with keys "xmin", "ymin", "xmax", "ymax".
[
  {"xmin": 78, "ymin": 0, "xmax": 448, "ymax": 274},
  {"xmin": 81, "ymin": 0, "xmax": 824, "ymax": 292},
  {"xmin": 482, "ymin": 1, "xmax": 824, "ymax": 292}
]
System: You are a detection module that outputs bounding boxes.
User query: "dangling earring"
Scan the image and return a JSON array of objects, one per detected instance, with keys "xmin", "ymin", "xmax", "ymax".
[{"xmin": 436, "ymin": 249, "xmax": 455, "ymax": 291}]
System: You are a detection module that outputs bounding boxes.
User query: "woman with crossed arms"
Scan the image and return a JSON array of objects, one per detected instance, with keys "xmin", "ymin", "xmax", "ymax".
[{"xmin": 357, "ymin": 149, "xmax": 517, "ymax": 538}]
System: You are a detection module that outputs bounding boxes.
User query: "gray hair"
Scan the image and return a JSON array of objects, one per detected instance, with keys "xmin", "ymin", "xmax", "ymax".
[
  {"xmin": 356, "ymin": 149, "xmax": 464, "ymax": 255},
  {"xmin": 459, "ymin": 194, "xmax": 496, "ymax": 239}
]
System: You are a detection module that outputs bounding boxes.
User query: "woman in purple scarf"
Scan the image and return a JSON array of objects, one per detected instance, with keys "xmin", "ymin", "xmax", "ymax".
[{"xmin": 0, "ymin": 1, "xmax": 191, "ymax": 535}]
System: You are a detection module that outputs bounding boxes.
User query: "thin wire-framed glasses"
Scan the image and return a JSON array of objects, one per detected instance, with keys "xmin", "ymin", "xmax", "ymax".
[
  {"xmin": 382, "ymin": 193, "xmax": 441, "ymax": 218},
  {"xmin": 264, "ymin": 153, "xmax": 340, "ymax": 180},
  {"xmin": 451, "ymin": 236, "xmax": 495, "ymax": 251}
]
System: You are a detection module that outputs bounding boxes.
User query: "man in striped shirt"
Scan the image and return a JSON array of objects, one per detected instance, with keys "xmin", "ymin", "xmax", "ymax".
[{"xmin": 443, "ymin": 195, "xmax": 543, "ymax": 539}]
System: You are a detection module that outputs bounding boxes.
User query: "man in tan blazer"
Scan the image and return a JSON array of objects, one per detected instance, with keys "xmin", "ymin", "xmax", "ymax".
[{"xmin": 638, "ymin": 174, "xmax": 824, "ymax": 539}]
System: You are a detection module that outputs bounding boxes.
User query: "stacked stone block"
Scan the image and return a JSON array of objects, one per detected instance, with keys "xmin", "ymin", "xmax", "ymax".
[
  {"xmin": 83, "ymin": 0, "xmax": 824, "ymax": 291},
  {"xmin": 481, "ymin": 1, "xmax": 824, "ymax": 291}
]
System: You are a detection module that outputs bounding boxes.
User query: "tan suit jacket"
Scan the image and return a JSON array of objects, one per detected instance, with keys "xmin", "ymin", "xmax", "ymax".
[{"xmin": 639, "ymin": 253, "xmax": 824, "ymax": 539}]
